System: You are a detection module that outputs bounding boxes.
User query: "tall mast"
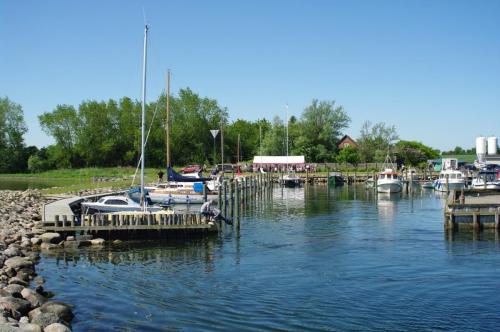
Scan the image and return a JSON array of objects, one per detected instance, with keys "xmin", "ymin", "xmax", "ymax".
[
  {"xmin": 165, "ymin": 69, "xmax": 171, "ymax": 167},
  {"xmin": 140, "ymin": 24, "xmax": 148, "ymax": 208}
]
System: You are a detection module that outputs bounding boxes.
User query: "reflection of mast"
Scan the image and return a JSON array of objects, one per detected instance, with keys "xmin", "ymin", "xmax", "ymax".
[
  {"xmin": 165, "ymin": 69, "xmax": 171, "ymax": 167},
  {"xmin": 285, "ymin": 104, "xmax": 289, "ymax": 171}
]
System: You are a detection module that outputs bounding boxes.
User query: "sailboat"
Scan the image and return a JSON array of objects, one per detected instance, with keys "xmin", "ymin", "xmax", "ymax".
[
  {"xmin": 146, "ymin": 70, "xmax": 220, "ymax": 204},
  {"xmin": 82, "ymin": 25, "xmax": 162, "ymax": 214},
  {"xmin": 281, "ymin": 104, "xmax": 302, "ymax": 188}
]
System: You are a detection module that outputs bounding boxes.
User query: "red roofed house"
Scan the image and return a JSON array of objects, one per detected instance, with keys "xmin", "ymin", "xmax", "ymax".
[{"xmin": 338, "ymin": 135, "xmax": 357, "ymax": 149}]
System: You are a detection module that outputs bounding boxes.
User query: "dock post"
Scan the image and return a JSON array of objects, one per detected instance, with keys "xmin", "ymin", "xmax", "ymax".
[
  {"xmin": 445, "ymin": 174, "xmax": 449, "ymax": 193},
  {"xmin": 473, "ymin": 212, "xmax": 479, "ymax": 229},
  {"xmin": 55, "ymin": 215, "xmax": 60, "ymax": 227},
  {"xmin": 71, "ymin": 215, "xmax": 76, "ymax": 228},
  {"xmin": 223, "ymin": 180, "xmax": 228, "ymax": 218},
  {"xmin": 495, "ymin": 210, "xmax": 500, "ymax": 230},
  {"xmin": 229, "ymin": 180, "xmax": 234, "ymax": 218},
  {"xmin": 203, "ymin": 184, "xmax": 207, "ymax": 202},
  {"xmin": 218, "ymin": 183, "xmax": 222, "ymax": 209},
  {"xmin": 62, "ymin": 215, "xmax": 67, "ymax": 228}
]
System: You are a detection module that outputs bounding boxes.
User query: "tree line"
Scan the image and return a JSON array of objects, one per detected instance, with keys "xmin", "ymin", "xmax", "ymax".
[{"xmin": 0, "ymin": 91, "xmax": 445, "ymax": 173}]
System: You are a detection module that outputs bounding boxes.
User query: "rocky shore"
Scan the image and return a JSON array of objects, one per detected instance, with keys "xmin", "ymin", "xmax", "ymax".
[{"xmin": 0, "ymin": 190, "xmax": 74, "ymax": 332}]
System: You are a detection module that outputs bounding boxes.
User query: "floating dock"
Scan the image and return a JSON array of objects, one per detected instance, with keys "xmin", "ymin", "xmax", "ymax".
[{"xmin": 444, "ymin": 189, "xmax": 500, "ymax": 230}]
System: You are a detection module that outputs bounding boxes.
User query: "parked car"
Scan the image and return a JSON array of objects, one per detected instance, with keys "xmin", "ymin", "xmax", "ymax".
[
  {"xmin": 181, "ymin": 164, "xmax": 201, "ymax": 174},
  {"xmin": 217, "ymin": 164, "xmax": 234, "ymax": 172}
]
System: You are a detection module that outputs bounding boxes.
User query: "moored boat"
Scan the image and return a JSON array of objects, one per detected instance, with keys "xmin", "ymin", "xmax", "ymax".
[
  {"xmin": 471, "ymin": 169, "xmax": 500, "ymax": 189},
  {"xmin": 377, "ymin": 169, "xmax": 403, "ymax": 193}
]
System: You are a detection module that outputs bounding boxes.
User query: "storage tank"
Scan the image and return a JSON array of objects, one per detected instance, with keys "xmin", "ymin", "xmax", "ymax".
[
  {"xmin": 476, "ymin": 136, "xmax": 487, "ymax": 162},
  {"xmin": 487, "ymin": 136, "xmax": 498, "ymax": 155}
]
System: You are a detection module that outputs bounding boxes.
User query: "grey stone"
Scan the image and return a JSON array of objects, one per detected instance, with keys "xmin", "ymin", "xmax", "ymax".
[
  {"xmin": 28, "ymin": 310, "xmax": 61, "ymax": 329},
  {"xmin": 3, "ymin": 284, "xmax": 24, "ymax": 295},
  {"xmin": 21, "ymin": 289, "xmax": 46, "ymax": 308},
  {"xmin": 90, "ymin": 238, "xmax": 104, "ymax": 245},
  {"xmin": 43, "ymin": 323, "xmax": 70, "ymax": 332},
  {"xmin": 8, "ymin": 278, "xmax": 28, "ymax": 288},
  {"xmin": 39, "ymin": 244, "xmax": 59, "ymax": 251},
  {"xmin": 39, "ymin": 234, "xmax": 61, "ymax": 245},
  {"xmin": 33, "ymin": 278, "xmax": 44, "ymax": 286},
  {"xmin": 0, "ymin": 296, "xmax": 31, "ymax": 318},
  {"xmin": 0, "ymin": 323, "xmax": 21, "ymax": 332},
  {"xmin": 29, "ymin": 238, "xmax": 41, "ymax": 246},
  {"xmin": 38, "ymin": 303, "xmax": 73, "ymax": 323},
  {"xmin": 4, "ymin": 258, "xmax": 32, "ymax": 271},
  {"xmin": 18, "ymin": 323, "xmax": 41, "ymax": 332}
]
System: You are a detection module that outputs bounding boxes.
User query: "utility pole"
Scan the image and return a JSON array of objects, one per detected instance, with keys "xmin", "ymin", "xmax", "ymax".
[
  {"xmin": 237, "ymin": 133, "xmax": 240, "ymax": 164},
  {"xmin": 259, "ymin": 125, "xmax": 262, "ymax": 156},
  {"xmin": 165, "ymin": 69, "xmax": 171, "ymax": 167}
]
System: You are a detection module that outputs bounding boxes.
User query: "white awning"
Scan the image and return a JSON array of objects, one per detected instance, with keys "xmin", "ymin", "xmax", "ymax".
[{"xmin": 252, "ymin": 156, "xmax": 305, "ymax": 164}]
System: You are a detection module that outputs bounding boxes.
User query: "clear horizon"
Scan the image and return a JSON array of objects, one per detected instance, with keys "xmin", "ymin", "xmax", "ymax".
[{"xmin": 1, "ymin": 0, "xmax": 499, "ymax": 151}]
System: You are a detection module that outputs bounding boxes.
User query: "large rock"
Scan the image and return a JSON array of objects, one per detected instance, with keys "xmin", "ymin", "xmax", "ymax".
[
  {"xmin": 90, "ymin": 238, "xmax": 105, "ymax": 246},
  {"xmin": 38, "ymin": 302, "xmax": 73, "ymax": 323},
  {"xmin": 0, "ymin": 323, "xmax": 22, "ymax": 332},
  {"xmin": 29, "ymin": 238, "xmax": 41, "ymax": 246},
  {"xmin": 43, "ymin": 323, "xmax": 70, "ymax": 332},
  {"xmin": 21, "ymin": 288, "xmax": 46, "ymax": 308},
  {"xmin": 39, "ymin": 234, "xmax": 61, "ymax": 245},
  {"xmin": 39, "ymin": 243, "xmax": 60, "ymax": 251},
  {"xmin": 18, "ymin": 323, "xmax": 42, "ymax": 332},
  {"xmin": 4, "ymin": 258, "xmax": 33, "ymax": 271},
  {"xmin": 0, "ymin": 296, "xmax": 31, "ymax": 318},
  {"xmin": 28, "ymin": 310, "xmax": 61, "ymax": 329},
  {"xmin": 3, "ymin": 284, "xmax": 24, "ymax": 295},
  {"xmin": 8, "ymin": 278, "xmax": 28, "ymax": 288}
]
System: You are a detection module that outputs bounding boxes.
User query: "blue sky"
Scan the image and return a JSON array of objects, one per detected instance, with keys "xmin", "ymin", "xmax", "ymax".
[{"xmin": 1, "ymin": 0, "xmax": 499, "ymax": 150}]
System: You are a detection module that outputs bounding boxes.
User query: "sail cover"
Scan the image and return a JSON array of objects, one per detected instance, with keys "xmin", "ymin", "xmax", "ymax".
[{"xmin": 167, "ymin": 167, "xmax": 212, "ymax": 183}]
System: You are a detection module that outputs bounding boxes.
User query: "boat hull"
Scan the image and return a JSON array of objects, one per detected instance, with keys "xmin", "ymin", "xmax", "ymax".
[
  {"xmin": 81, "ymin": 204, "xmax": 162, "ymax": 213},
  {"xmin": 377, "ymin": 181, "xmax": 402, "ymax": 193},
  {"xmin": 433, "ymin": 180, "xmax": 465, "ymax": 192},
  {"xmin": 149, "ymin": 193, "xmax": 218, "ymax": 204}
]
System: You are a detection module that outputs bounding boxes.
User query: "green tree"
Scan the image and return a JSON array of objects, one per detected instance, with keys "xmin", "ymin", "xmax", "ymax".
[
  {"xmin": 394, "ymin": 140, "xmax": 440, "ymax": 166},
  {"xmin": 39, "ymin": 105, "xmax": 80, "ymax": 167},
  {"xmin": 0, "ymin": 97, "xmax": 28, "ymax": 172},
  {"xmin": 336, "ymin": 146, "xmax": 359, "ymax": 164},
  {"xmin": 357, "ymin": 121, "xmax": 398, "ymax": 162},
  {"xmin": 298, "ymin": 99, "xmax": 350, "ymax": 162}
]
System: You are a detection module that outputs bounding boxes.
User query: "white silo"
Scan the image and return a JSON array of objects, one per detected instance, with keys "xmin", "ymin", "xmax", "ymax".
[
  {"xmin": 476, "ymin": 136, "xmax": 487, "ymax": 162},
  {"xmin": 487, "ymin": 136, "xmax": 497, "ymax": 155}
]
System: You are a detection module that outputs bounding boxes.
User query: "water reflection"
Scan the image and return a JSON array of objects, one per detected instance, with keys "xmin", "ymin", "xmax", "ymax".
[
  {"xmin": 42, "ymin": 239, "xmax": 219, "ymax": 272},
  {"xmin": 377, "ymin": 193, "xmax": 400, "ymax": 223}
]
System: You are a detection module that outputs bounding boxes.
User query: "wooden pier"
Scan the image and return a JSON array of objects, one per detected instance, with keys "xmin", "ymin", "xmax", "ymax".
[
  {"xmin": 42, "ymin": 173, "xmax": 276, "ymax": 238},
  {"xmin": 444, "ymin": 189, "xmax": 500, "ymax": 230}
]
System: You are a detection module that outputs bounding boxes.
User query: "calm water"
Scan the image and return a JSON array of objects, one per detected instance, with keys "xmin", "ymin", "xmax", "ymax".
[{"xmin": 38, "ymin": 185, "xmax": 500, "ymax": 331}]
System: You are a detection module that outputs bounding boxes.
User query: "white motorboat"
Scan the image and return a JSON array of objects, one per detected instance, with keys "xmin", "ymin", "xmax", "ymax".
[
  {"xmin": 377, "ymin": 168, "xmax": 403, "ymax": 193},
  {"xmin": 471, "ymin": 169, "xmax": 500, "ymax": 189},
  {"xmin": 433, "ymin": 158, "xmax": 465, "ymax": 192},
  {"xmin": 433, "ymin": 169, "xmax": 465, "ymax": 192},
  {"xmin": 81, "ymin": 195, "xmax": 162, "ymax": 214}
]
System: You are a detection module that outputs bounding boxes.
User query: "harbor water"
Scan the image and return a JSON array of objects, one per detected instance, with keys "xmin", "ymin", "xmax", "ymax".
[{"xmin": 38, "ymin": 185, "xmax": 500, "ymax": 331}]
